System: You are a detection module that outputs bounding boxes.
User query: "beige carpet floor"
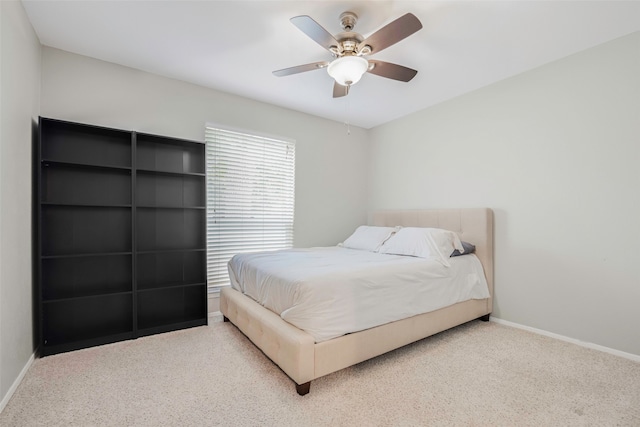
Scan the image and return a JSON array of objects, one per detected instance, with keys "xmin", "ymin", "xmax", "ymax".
[{"xmin": 2, "ymin": 315, "xmax": 639, "ymax": 426}]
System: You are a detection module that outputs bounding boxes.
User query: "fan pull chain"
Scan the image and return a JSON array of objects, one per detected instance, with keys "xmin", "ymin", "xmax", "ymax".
[{"xmin": 344, "ymin": 90, "xmax": 351, "ymax": 135}]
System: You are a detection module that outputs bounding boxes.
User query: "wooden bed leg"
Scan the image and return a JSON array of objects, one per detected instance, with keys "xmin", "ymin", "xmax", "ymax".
[
  {"xmin": 296, "ymin": 382, "xmax": 310, "ymax": 396},
  {"xmin": 479, "ymin": 314, "xmax": 490, "ymax": 322},
  {"xmin": 223, "ymin": 315, "xmax": 230, "ymax": 322}
]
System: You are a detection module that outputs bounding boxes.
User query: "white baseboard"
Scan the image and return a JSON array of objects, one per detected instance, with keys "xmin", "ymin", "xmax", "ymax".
[
  {"xmin": 0, "ymin": 351, "xmax": 36, "ymax": 414},
  {"xmin": 208, "ymin": 293, "xmax": 220, "ymax": 313},
  {"xmin": 490, "ymin": 317, "xmax": 640, "ymax": 363}
]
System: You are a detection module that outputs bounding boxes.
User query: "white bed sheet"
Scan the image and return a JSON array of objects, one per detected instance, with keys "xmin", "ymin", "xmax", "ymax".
[{"xmin": 228, "ymin": 247, "xmax": 490, "ymax": 343}]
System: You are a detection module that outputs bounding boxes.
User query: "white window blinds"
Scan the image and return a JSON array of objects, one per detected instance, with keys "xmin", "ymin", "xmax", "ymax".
[{"xmin": 205, "ymin": 125, "xmax": 295, "ymax": 289}]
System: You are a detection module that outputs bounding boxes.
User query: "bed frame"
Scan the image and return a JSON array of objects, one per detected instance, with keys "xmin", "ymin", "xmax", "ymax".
[{"xmin": 220, "ymin": 208, "xmax": 494, "ymax": 395}]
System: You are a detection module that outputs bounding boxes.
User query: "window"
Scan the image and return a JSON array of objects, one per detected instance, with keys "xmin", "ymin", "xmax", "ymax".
[{"xmin": 205, "ymin": 125, "xmax": 295, "ymax": 290}]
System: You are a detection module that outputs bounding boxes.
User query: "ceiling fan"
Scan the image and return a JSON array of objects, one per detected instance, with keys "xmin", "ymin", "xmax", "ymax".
[{"xmin": 273, "ymin": 11, "xmax": 423, "ymax": 98}]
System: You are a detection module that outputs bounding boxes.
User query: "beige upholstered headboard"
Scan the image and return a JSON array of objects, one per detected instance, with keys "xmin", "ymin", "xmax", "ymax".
[{"xmin": 370, "ymin": 208, "xmax": 494, "ymax": 311}]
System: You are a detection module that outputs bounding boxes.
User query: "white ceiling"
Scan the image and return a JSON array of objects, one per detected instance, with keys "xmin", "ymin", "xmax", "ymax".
[{"xmin": 22, "ymin": 1, "xmax": 640, "ymax": 129}]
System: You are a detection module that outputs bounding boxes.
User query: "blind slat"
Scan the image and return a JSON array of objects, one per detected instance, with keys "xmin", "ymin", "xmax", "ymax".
[{"xmin": 206, "ymin": 126, "xmax": 295, "ymax": 290}]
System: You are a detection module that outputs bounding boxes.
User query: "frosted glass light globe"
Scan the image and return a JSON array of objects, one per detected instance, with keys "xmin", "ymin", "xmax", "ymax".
[{"xmin": 327, "ymin": 56, "xmax": 369, "ymax": 86}]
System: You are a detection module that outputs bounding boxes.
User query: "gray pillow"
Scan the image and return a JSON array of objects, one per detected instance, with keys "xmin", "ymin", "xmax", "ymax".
[{"xmin": 450, "ymin": 241, "xmax": 476, "ymax": 257}]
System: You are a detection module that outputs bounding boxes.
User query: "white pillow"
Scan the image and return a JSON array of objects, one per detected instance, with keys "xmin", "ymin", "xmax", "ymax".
[
  {"xmin": 341, "ymin": 226, "xmax": 398, "ymax": 252},
  {"xmin": 378, "ymin": 227, "xmax": 464, "ymax": 266}
]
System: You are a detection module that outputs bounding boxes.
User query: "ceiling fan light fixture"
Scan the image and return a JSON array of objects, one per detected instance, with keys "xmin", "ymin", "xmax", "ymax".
[{"xmin": 327, "ymin": 56, "xmax": 369, "ymax": 86}]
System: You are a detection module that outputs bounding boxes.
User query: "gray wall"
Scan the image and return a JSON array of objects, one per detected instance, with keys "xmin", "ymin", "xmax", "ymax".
[
  {"xmin": 40, "ymin": 47, "xmax": 370, "ymax": 248},
  {"xmin": 369, "ymin": 32, "xmax": 640, "ymax": 356},
  {"xmin": 0, "ymin": 0, "xmax": 41, "ymax": 406}
]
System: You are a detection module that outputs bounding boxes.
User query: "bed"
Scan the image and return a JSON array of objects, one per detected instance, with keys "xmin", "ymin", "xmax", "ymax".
[{"xmin": 220, "ymin": 208, "xmax": 494, "ymax": 395}]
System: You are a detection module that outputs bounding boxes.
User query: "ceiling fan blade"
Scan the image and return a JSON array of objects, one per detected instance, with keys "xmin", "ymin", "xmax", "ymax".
[
  {"xmin": 333, "ymin": 82, "xmax": 349, "ymax": 98},
  {"xmin": 358, "ymin": 13, "xmax": 422, "ymax": 55},
  {"xmin": 367, "ymin": 60, "xmax": 418, "ymax": 82},
  {"xmin": 273, "ymin": 61, "xmax": 330, "ymax": 77},
  {"xmin": 290, "ymin": 15, "xmax": 339, "ymax": 51}
]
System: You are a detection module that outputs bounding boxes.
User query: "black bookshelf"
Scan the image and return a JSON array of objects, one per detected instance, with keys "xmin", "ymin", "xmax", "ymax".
[
  {"xmin": 37, "ymin": 118, "xmax": 207, "ymax": 356},
  {"xmin": 134, "ymin": 133, "xmax": 207, "ymax": 336}
]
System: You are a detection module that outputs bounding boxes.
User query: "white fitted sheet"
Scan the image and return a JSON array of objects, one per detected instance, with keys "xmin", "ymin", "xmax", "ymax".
[{"xmin": 228, "ymin": 247, "xmax": 490, "ymax": 343}]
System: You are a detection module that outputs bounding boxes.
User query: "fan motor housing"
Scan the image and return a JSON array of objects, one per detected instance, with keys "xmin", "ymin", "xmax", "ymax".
[
  {"xmin": 334, "ymin": 32, "xmax": 365, "ymax": 56},
  {"xmin": 332, "ymin": 12, "xmax": 366, "ymax": 56}
]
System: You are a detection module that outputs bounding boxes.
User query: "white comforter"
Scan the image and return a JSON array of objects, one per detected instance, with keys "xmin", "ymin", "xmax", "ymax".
[{"xmin": 228, "ymin": 247, "xmax": 490, "ymax": 343}]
